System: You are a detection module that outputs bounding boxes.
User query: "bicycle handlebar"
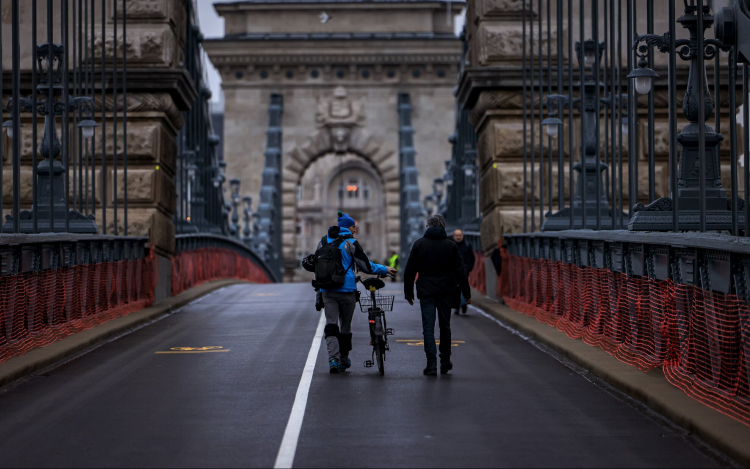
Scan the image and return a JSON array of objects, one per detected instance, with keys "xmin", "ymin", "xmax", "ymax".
[{"xmin": 356, "ymin": 273, "xmax": 394, "ymax": 283}]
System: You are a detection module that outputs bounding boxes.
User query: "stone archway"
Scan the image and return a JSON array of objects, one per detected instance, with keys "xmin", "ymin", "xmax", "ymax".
[{"xmin": 281, "ymin": 87, "xmax": 400, "ymax": 281}]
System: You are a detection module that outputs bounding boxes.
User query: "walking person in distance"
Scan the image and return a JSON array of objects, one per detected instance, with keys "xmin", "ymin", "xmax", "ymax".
[
  {"xmin": 403, "ymin": 214, "xmax": 471, "ymax": 376},
  {"xmin": 452, "ymin": 229, "xmax": 476, "ymax": 315}
]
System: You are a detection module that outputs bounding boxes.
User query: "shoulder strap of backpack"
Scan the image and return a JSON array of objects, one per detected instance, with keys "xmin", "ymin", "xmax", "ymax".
[{"xmin": 342, "ymin": 239, "xmax": 356, "ymax": 273}]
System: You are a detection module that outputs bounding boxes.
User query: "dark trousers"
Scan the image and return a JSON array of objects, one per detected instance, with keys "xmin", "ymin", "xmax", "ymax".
[{"xmin": 419, "ymin": 296, "xmax": 452, "ymax": 366}]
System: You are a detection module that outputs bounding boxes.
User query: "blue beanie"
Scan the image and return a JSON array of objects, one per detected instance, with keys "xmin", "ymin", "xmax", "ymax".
[{"xmin": 337, "ymin": 211, "xmax": 356, "ymax": 228}]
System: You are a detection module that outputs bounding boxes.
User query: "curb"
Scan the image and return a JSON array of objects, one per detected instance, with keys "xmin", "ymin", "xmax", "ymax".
[
  {"xmin": 471, "ymin": 291, "xmax": 750, "ymax": 467},
  {"xmin": 0, "ymin": 279, "xmax": 249, "ymax": 388}
]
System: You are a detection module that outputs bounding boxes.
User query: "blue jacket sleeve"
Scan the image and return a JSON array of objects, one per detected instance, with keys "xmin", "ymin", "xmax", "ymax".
[{"xmin": 369, "ymin": 262, "xmax": 388, "ymax": 275}]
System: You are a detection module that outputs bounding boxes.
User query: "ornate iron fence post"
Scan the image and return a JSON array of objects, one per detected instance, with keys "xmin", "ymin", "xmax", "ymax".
[
  {"xmin": 628, "ymin": 1, "xmax": 741, "ymax": 231},
  {"xmin": 3, "ymin": 44, "xmax": 98, "ymax": 233},
  {"xmin": 543, "ymin": 40, "xmax": 627, "ymax": 230}
]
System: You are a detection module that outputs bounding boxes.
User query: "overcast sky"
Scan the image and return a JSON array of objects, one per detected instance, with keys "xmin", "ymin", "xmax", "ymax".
[
  {"xmin": 197, "ymin": 0, "xmax": 230, "ymax": 104},
  {"xmin": 196, "ymin": 0, "xmax": 465, "ymax": 104}
]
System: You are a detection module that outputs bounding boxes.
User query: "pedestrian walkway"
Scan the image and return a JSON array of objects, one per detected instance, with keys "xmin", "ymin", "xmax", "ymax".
[{"xmin": 0, "ymin": 283, "xmax": 731, "ymax": 467}]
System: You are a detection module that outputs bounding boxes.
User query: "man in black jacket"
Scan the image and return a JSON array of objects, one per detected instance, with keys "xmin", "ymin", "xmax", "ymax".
[
  {"xmin": 453, "ymin": 229, "xmax": 476, "ymax": 315},
  {"xmin": 404, "ymin": 214, "xmax": 471, "ymax": 376}
]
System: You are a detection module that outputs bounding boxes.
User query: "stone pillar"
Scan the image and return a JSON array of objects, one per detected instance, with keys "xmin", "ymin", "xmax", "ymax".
[{"xmin": 458, "ymin": 0, "xmax": 537, "ymax": 252}]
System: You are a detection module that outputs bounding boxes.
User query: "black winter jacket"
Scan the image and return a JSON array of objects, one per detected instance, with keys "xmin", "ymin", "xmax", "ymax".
[
  {"xmin": 403, "ymin": 227, "xmax": 471, "ymax": 302},
  {"xmin": 456, "ymin": 239, "xmax": 476, "ymax": 273}
]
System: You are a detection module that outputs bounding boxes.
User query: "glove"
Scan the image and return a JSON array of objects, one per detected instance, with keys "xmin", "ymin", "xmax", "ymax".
[{"xmin": 302, "ymin": 254, "xmax": 316, "ymax": 272}]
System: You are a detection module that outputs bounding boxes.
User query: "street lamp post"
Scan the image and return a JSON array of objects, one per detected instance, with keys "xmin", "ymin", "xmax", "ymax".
[
  {"xmin": 422, "ymin": 194, "xmax": 436, "ymax": 218},
  {"xmin": 432, "ymin": 177, "xmax": 445, "ymax": 213},
  {"xmin": 229, "ymin": 178, "xmax": 241, "ymax": 237},
  {"xmin": 187, "ymin": 150, "xmax": 209, "ymax": 232},
  {"xmin": 542, "ymin": 39, "xmax": 627, "ymax": 230},
  {"xmin": 628, "ymin": 1, "xmax": 738, "ymax": 230},
  {"xmin": 176, "ymin": 150, "xmax": 199, "ymax": 233},
  {"xmin": 2, "ymin": 44, "xmax": 98, "ymax": 233},
  {"xmin": 242, "ymin": 195, "xmax": 253, "ymax": 243}
]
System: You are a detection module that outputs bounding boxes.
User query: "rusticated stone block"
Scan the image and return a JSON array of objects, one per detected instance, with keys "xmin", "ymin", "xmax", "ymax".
[
  {"xmin": 2, "ymin": 168, "xmax": 35, "ymax": 206},
  {"xmin": 480, "ymin": 208, "xmax": 524, "ymax": 251},
  {"xmin": 478, "ymin": 23, "xmax": 558, "ymax": 65},
  {"xmin": 90, "ymin": 121, "xmax": 178, "ymax": 174},
  {"xmin": 94, "ymin": 93, "xmax": 184, "ymax": 131},
  {"xmin": 110, "ymin": 168, "xmax": 176, "ymax": 214},
  {"xmin": 122, "ymin": 0, "xmax": 186, "ymax": 35},
  {"xmin": 474, "ymin": 161, "xmax": 673, "ymax": 237},
  {"xmin": 479, "ymin": 162, "xmax": 573, "ymax": 212},
  {"xmin": 476, "ymin": 119, "xmax": 567, "ymax": 168},
  {"xmin": 9, "ymin": 118, "xmax": 177, "ymax": 175},
  {"xmin": 650, "ymin": 120, "xmax": 737, "ymax": 158},
  {"xmin": 149, "ymin": 209, "xmax": 175, "ymax": 256},
  {"xmin": 281, "ymin": 191, "xmax": 297, "ymax": 207},
  {"xmin": 478, "ymin": 0, "xmax": 526, "ymax": 18},
  {"xmin": 94, "ymin": 24, "xmax": 180, "ymax": 69}
]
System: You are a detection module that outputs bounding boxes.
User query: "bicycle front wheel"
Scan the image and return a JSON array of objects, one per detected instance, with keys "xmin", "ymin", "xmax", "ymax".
[{"xmin": 375, "ymin": 338, "xmax": 385, "ymax": 375}]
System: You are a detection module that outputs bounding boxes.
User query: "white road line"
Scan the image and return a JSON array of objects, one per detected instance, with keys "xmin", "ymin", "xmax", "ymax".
[
  {"xmin": 273, "ymin": 310, "xmax": 325, "ymax": 469},
  {"xmin": 469, "ymin": 305, "xmax": 534, "ymax": 341}
]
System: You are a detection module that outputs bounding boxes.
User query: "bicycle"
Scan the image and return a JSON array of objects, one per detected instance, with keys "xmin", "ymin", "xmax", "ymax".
[{"xmin": 357, "ymin": 274, "xmax": 395, "ymax": 375}]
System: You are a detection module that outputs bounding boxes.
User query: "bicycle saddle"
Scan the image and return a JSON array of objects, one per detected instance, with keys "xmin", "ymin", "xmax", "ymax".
[{"xmin": 362, "ymin": 277, "xmax": 386, "ymax": 291}]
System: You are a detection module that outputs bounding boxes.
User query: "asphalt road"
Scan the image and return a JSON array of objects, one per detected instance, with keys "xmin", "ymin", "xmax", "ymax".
[{"xmin": 0, "ymin": 282, "xmax": 732, "ymax": 468}]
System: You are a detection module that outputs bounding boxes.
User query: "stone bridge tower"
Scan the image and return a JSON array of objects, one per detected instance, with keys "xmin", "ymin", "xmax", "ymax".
[{"xmin": 205, "ymin": 0, "xmax": 463, "ymax": 281}]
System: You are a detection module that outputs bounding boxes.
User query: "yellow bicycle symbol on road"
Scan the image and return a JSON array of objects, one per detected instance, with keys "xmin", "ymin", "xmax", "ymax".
[
  {"xmin": 155, "ymin": 346, "xmax": 230, "ymax": 354},
  {"xmin": 170, "ymin": 346, "xmax": 224, "ymax": 351},
  {"xmin": 396, "ymin": 340, "xmax": 465, "ymax": 347}
]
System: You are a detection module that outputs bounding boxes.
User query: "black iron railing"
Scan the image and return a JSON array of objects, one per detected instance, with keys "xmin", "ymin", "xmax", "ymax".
[
  {"xmin": 513, "ymin": 0, "xmax": 750, "ymax": 234},
  {"xmin": 1, "ymin": 0, "xmax": 132, "ymax": 235},
  {"xmin": 443, "ymin": 28, "xmax": 480, "ymax": 232},
  {"xmin": 173, "ymin": 2, "xmax": 263, "ymax": 256},
  {"xmin": 175, "ymin": 1, "xmax": 227, "ymax": 236}
]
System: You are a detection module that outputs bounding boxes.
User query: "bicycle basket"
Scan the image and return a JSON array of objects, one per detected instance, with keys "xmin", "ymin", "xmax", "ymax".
[{"xmin": 359, "ymin": 292, "xmax": 395, "ymax": 312}]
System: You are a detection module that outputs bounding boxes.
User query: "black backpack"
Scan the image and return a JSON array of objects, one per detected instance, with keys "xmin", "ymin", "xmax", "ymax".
[{"xmin": 311, "ymin": 237, "xmax": 351, "ymax": 289}]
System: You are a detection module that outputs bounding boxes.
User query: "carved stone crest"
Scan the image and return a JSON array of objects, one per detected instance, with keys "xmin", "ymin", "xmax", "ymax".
[{"xmin": 315, "ymin": 86, "xmax": 365, "ymax": 154}]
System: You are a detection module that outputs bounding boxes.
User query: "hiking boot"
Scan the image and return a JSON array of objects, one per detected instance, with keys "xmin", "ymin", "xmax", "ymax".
[
  {"xmin": 339, "ymin": 357, "xmax": 352, "ymax": 372},
  {"xmin": 423, "ymin": 365, "xmax": 438, "ymax": 376},
  {"xmin": 329, "ymin": 358, "xmax": 340, "ymax": 374},
  {"xmin": 440, "ymin": 361, "xmax": 453, "ymax": 374}
]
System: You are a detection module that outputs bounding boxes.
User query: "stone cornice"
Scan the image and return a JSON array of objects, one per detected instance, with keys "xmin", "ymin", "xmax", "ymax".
[
  {"xmin": 209, "ymin": 54, "xmax": 461, "ymax": 66},
  {"xmin": 456, "ymin": 67, "xmax": 525, "ymax": 111},
  {"xmin": 207, "ymin": 32, "xmax": 460, "ymax": 41},
  {"xmin": 216, "ymin": 0, "xmax": 465, "ymax": 12}
]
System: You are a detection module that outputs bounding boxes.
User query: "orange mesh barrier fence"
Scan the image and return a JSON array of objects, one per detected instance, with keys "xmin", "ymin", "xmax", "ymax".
[
  {"xmin": 501, "ymin": 248, "xmax": 750, "ymax": 426},
  {"xmin": 469, "ymin": 250, "xmax": 486, "ymax": 295},
  {"xmin": 171, "ymin": 247, "xmax": 273, "ymax": 296},
  {"xmin": 0, "ymin": 254, "xmax": 154, "ymax": 366}
]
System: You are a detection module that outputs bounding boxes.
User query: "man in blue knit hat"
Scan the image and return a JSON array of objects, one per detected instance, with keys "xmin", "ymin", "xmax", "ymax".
[{"xmin": 317, "ymin": 211, "xmax": 397, "ymax": 373}]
